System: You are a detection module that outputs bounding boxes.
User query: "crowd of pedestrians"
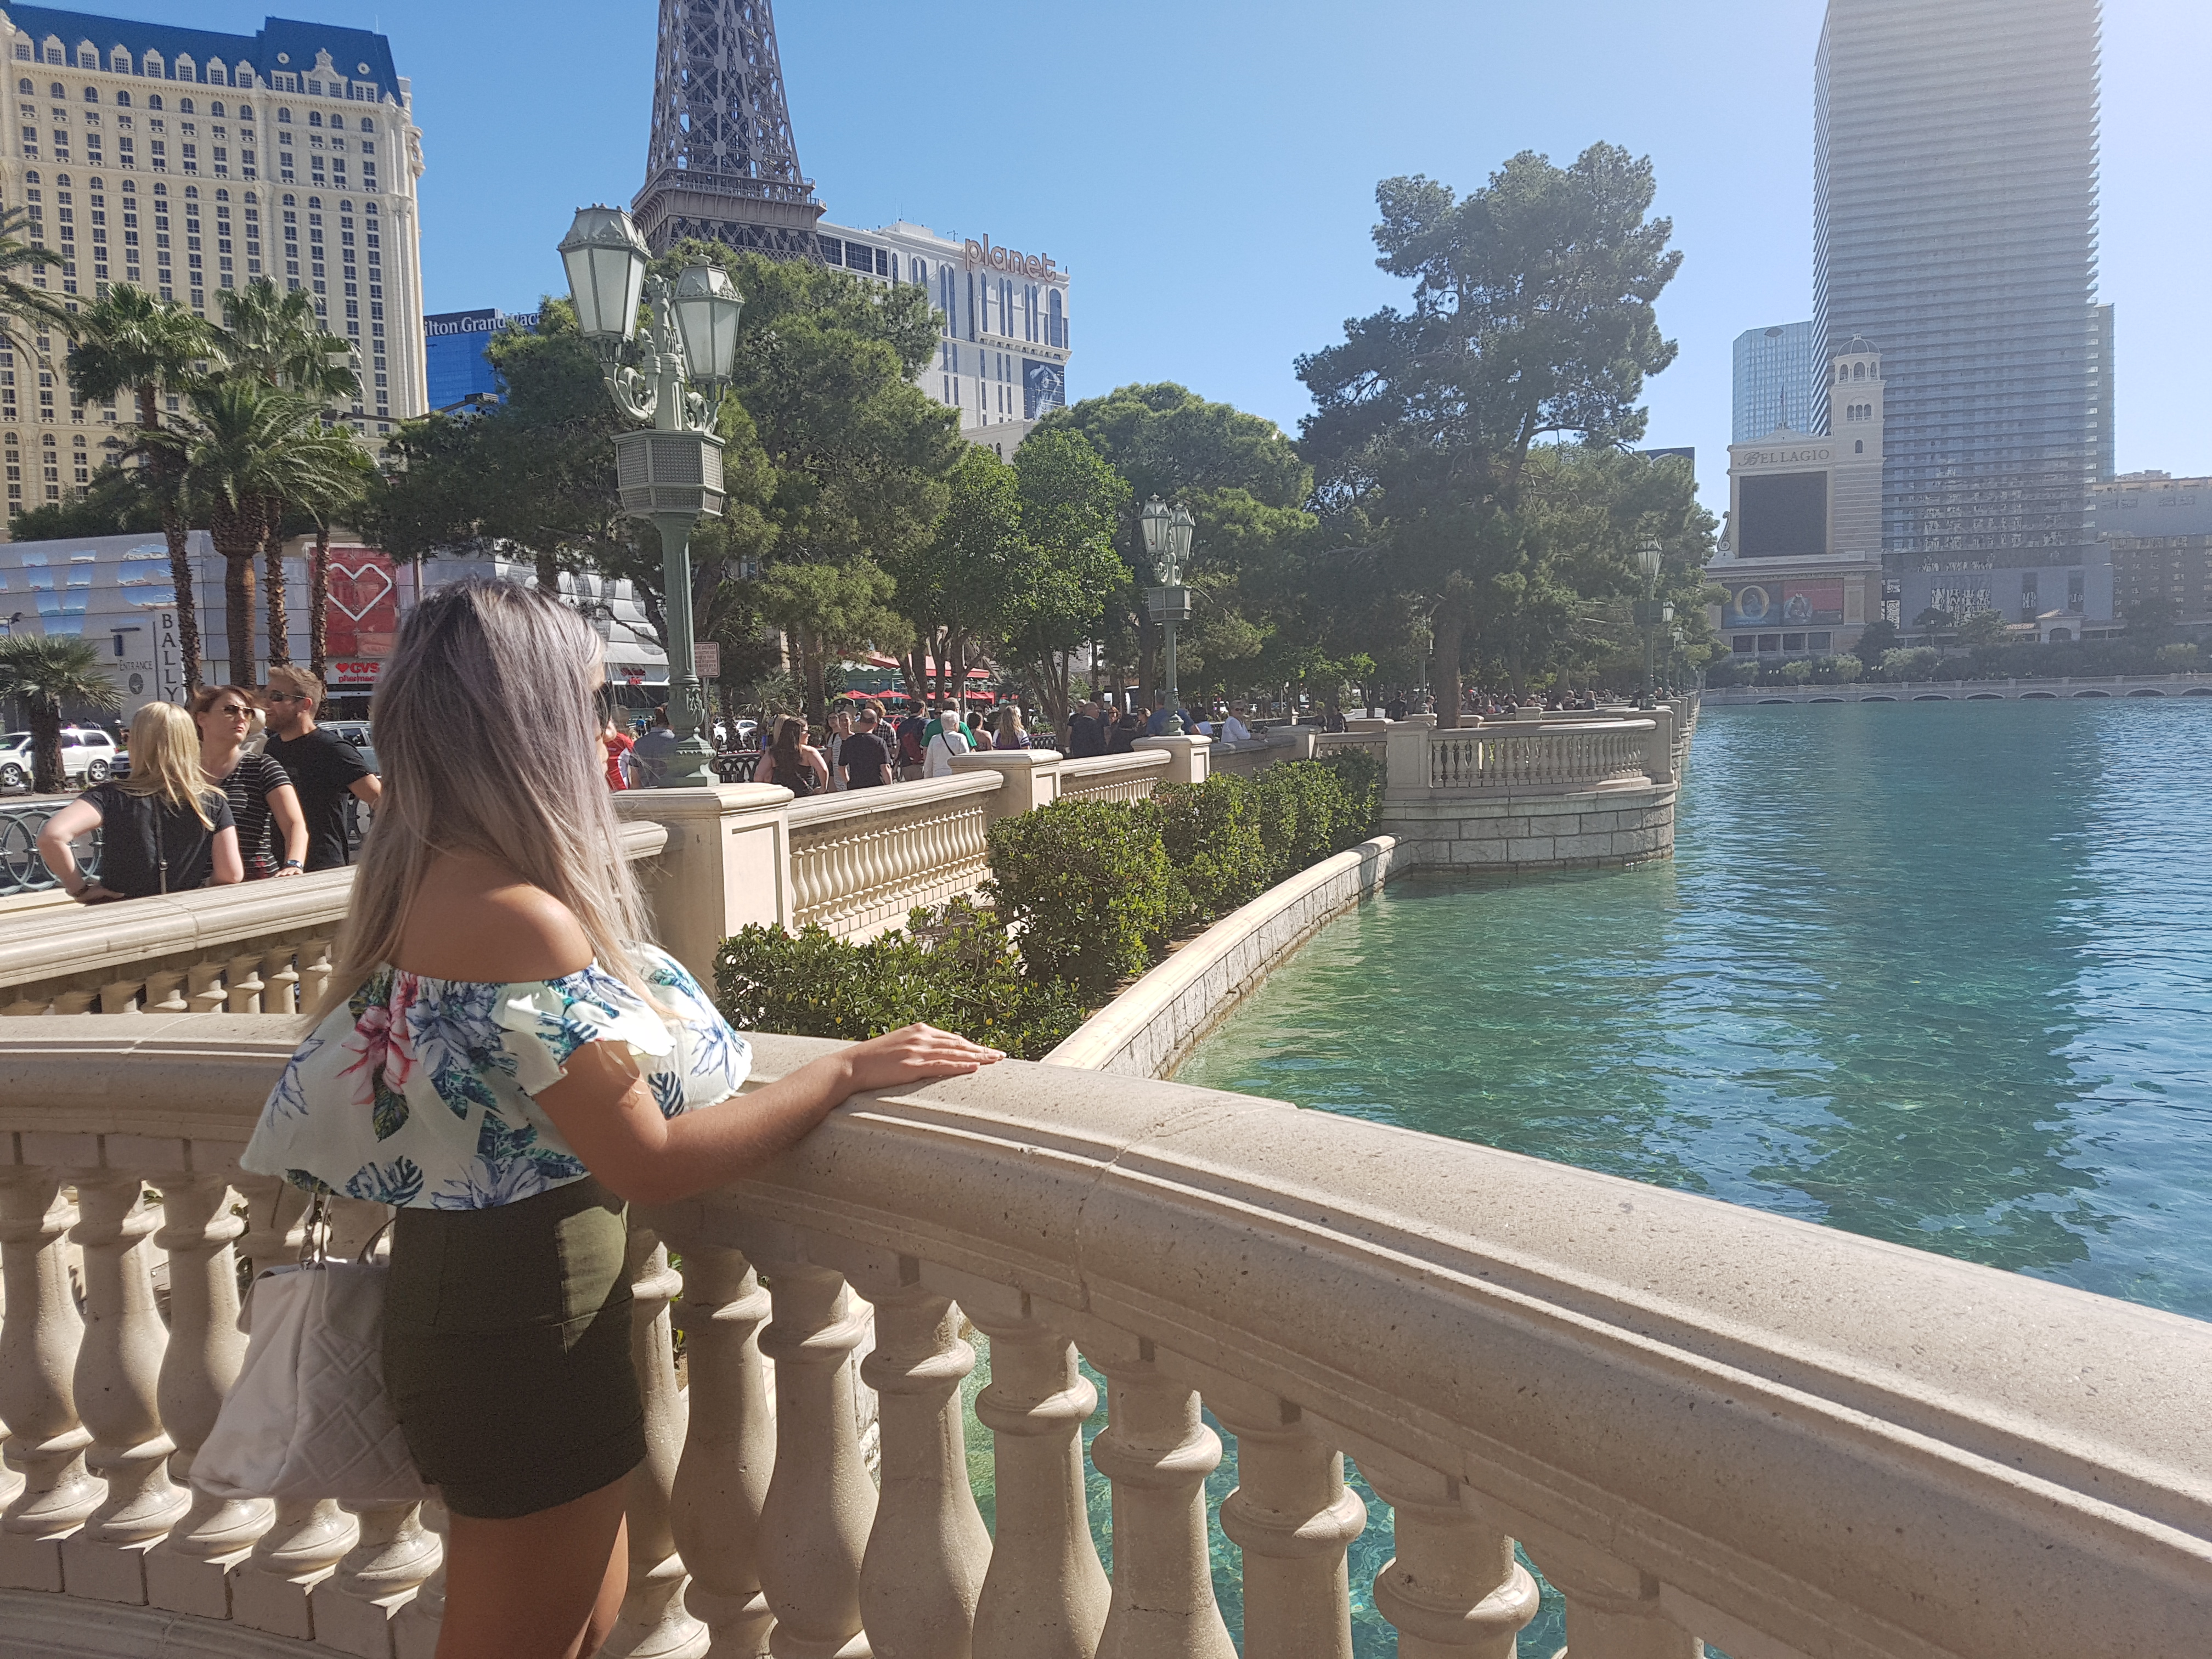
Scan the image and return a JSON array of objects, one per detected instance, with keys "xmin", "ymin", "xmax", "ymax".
[{"xmin": 37, "ymin": 674, "xmax": 1306, "ymax": 906}]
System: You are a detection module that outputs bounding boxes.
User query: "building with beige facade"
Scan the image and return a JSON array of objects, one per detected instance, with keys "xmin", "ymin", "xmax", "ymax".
[
  {"xmin": 0, "ymin": 7, "xmax": 426, "ymax": 533},
  {"xmin": 1707, "ymin": 340, "xmax": 1888, "ymax": 660},
  {"xmin": 814, "ymin": 217, "xmax": 1071, "ymax": 455}
]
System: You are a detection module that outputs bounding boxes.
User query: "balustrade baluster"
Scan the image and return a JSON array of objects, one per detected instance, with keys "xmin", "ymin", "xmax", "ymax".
[
  {"xmin": 224, "ymin": 953, "xmax": 267, "ymax": 1014},
  {"xmin": 233, "ymin": 1497, "xmax": 359, "ymax": 1639},
  {"xmin": 1536, "ymin": 1541, "xmax": 1702, "ymax": 1659},
  {"xmin": 1366, "ymin": 1465, "xmax": 1536, "ymax": 1659},
  {"xmin": 794, "ymin": 843, "xmax": 824, "ymax": 926},
  {"xmin": 264, "ymin": 946, "xmax": 302, "ymax": 1016},
  {"xmin": 301, "ymin": 940, "xmax": 336, "ymax": 1011},
  {"xmin": 969, "ymin": 1306, "xmax": 1108, "ymax": 1659},
  {"xmin": 1087, "ymin": 1342, "xmax": 1235, "ymax": 1659},
  {"xmin": 756, "ymin": 1259, "xmax": 878, "ymax": 1659},
  {"xmin": 603, "ymin": 1229, "xmax": 709, "ymax": 1659},
  {"xmin": 668, "ymin": 1240, "xmax": 776, "ymax": 1657},
  {"xmin": 146, "ymin": 1169, "xmax": 272, "ymax": 1617},
  {"xmin": 2, "ymin": 992, "xmax": 49, "ymax": 1017},
  {"xmin": 0, "ymin": 1170, "xmax": 98, "ymax": 1591},
  {"xmin": 188, "ymin": 963, "xmax": 227, "ymax": 1016},
  {"xmin": 52, "ymin": 989, "xmax": 98, "ymax": 1014},
  {"xmin": 858, "ymin": 1280, "xmax": 991, "ymax": 1659},
  {"xmin": 63, "ymin": 1168, "xmax": 188, "ymax": 1602},
  {"xmin": 145, "ymin": 970, "xmax": 189, "ymax": 1014},
  {"xmin": 1216, "ymin": 1402, "xmax": 1364, "ymax": 1659},
  {"xmin": 389, "ymin": 1498, "xmax": 448, "ymax": 1659},
  {"xmin": 98, "ymin": 978, "xmax": 143, "ymax": 1014},
  {"xmin": 315, "ymin": 1499, "xmax": 442, "ymax": 1658}
]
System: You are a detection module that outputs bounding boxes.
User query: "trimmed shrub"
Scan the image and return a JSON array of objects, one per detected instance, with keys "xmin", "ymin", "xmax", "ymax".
[
  {"xmin": 1153, "ymin": 776, "xmax": 1268, "ymax": 932},
  {"xmin": 714, "ymin": 901, "xmax": 1087, "ymax": 1060},
  {"xmin": 1315, "ymin": 747, "xmax": 1384, "ymax": 847},
  {"xmin": 984, "ymin": 797, "xmax": 1171, "ymax": 999},
  {"xmin": 1246, "ymin": 760, "xmax": 1357, "ymax": 884}
]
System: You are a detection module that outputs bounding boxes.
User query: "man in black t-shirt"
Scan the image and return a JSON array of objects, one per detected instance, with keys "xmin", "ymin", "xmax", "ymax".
[
  {"xmin": 261, "ymin": 667, "xmax": 381, "ymax": 872},
  {"xmin": 840, "ymin": 707, "xmax": 892, "ymax": 789}
]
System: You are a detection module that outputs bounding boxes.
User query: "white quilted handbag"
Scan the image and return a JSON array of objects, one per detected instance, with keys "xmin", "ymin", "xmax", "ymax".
[{"xmin": 194, "ymin": 1200, "xmax": 426, "ymax": 1505}]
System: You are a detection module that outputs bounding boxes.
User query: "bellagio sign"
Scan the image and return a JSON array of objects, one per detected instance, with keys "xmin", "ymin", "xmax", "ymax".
[{"xmin": 964, "ymin": 235, "xmax": 1068, "ymax": 285}]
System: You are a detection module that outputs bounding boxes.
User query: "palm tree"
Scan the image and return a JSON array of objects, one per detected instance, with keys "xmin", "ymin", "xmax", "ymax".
[
  {"xmin": 146, "ymin": 380, "xmax": 361, "ymax": 686},
  {"xmin": 0, "ymin": 635, "xmax": 120, "ymax": 792},
  {"xmin": 70, "ymin": 285, "xmax": 218, "ymax": 693},
  {"xmin": 217, "ymin": 279, "xmax": 362, "ymax": 669},
  {"xmin": 0, "ymin": 204, "xmax": 79, "ymax": 358}
]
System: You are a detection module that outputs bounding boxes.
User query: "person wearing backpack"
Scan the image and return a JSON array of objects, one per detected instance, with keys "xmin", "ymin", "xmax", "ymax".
[
  {"xmin": 755, "ymin": 716, "xmax": 830, "ymax": 798},
  {"xmin": 922, "ymin": 704, "xmax": 974, "ymax": 778},
  {"xmin": 38, "ymin": 702, "xmax": 244, "ymax": 900}
]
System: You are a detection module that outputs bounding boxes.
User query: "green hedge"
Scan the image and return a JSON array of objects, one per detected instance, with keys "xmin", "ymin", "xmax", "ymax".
[
  {"xmin": 715, "ymin": 901, "xmax": 1087, "ymax": 1061},
  {"xmin": 984, "ymin": 797, "xmax": 1170, "ymax": 998},
  {"xmin": 714, "ymin": 754, "xmax": 1383, "ymax": 1052},
  {"xmin": 1152, "ymin": 778, "xmax": 1267, "ymax": 931}
]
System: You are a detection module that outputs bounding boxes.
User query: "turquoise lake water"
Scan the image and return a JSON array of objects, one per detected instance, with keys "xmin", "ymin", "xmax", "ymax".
[{"xmin": 1180, "ymin": 699, "xmax": 2212, "ymax": 1319}]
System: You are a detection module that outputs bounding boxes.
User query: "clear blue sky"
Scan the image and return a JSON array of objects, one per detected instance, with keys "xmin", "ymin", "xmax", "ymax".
[{"xmin": 99, "ymin": 1, "xmax": 2212, "ymax": 520}]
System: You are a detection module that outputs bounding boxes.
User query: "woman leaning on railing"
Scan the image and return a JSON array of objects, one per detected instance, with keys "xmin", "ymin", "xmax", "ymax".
[{"xmin": 229, "ymin": 577, "xmax": 1001, "ymax": 1659}]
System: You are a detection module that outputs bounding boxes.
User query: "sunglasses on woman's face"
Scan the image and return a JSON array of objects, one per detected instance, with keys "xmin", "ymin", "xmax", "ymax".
[{"xmin": 215, "ymin": 704, "xmax": 255, "ymax": 718}]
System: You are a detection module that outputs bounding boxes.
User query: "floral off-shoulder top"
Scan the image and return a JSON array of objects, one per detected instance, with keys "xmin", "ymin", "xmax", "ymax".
[{"xmin": 241, "ymin": 944, "xmax": 751, "ymax": 1210}]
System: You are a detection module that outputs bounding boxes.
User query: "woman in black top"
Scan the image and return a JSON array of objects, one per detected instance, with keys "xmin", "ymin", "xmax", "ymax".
[
  {"xmin": 37, "ymin": 702, "xmax": 243, "ymax": 900},
  {"xmin": 191, "ymin": 685, "xmax": 306, "ymax": 879}
]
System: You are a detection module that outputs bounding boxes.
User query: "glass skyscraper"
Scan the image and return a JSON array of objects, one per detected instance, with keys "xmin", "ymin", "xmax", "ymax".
[
  {"xmin": 1733, "ymin": 321, "xmax": 1820, "ymax": 441},
  {"xmin": 1813, "ymin": 0, "xmax": 2101, "ymax": 571}
]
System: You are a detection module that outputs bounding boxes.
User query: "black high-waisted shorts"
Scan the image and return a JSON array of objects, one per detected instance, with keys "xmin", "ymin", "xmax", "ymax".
[{"xmin": 382, "ymin": 1177, "xmax": 644, "ymax": 1519}]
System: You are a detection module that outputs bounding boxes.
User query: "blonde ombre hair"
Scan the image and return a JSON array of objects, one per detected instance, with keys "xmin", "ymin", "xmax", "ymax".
[
  {"xmin": 120, "ymin": 702, "xmax": 219, "ymax": 827},
  {"xmin": 315, "ymin": 578, "xmax": 659, "ymax": 1020}
]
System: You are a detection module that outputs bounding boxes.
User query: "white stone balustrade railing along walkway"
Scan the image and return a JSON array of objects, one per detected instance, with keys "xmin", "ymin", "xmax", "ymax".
[{"xmin": 0, "ymin": 1018, "xmax": 2204, "ymax": 1659}]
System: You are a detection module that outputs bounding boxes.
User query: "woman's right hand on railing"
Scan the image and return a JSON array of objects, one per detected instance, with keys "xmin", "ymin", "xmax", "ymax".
[
  {"xmin": 832, "ymin": 1023, "xmax": 1005, "ymax": 1094},
  {"xmin": 541, "ymin": 1023, "xmax": 1004, "ymax": 1207}
]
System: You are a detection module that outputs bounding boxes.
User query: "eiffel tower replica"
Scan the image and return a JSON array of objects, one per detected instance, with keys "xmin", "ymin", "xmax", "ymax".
[{"xmin": 631, "ymin": 0, "xmax": 824, "ymax": 259}]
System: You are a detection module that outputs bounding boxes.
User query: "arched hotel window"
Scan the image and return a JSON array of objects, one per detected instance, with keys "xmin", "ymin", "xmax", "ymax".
[
  {"xmin": 1855, "ymin": 441, "xmax": 1864, "ymax": 453},
  {"xmin": 1048, "ymin": 289, "xmax": 1064, "ymax": 349},
  {"xmin": 48, "ymin": 81, "xmax": 62, "ymax": 98},
  {"xmin": 81, "ymin": 86, "xmax": 96, "ymax": 102},
  {"xmin": 16, "ymin": 80, "xmax": 30, "ymax": 95},
  {"xmin": 146, "ymin": 95, "xmax": 162, "ymax": 111},
  {"xmin": 115, "ymin": 91, "xmax": 129, "ymax": 106}
]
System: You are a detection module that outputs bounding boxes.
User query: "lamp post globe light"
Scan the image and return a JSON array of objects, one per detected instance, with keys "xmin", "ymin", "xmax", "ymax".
[
  {"xmin": 1141, "ymin": 497, "xmax": 1197, "ymax": 732},
  {"xmin": 558, "ymin": 205, "xmax": 741, "ymax": 789}
]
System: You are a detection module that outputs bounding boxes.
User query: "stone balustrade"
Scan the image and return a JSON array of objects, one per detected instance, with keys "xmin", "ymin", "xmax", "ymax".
[
  {"xmin": 787, "ymin": 772, "xmax": 1003, "ymax": 940},
  {"xmin": 0, "ymin": 1018, "xmax": 2203, "ymax": 1659},
  {"xmin": 1382, "ymin": 704, "xmax": 1688, "ymax": 873},
  {"xmin": 0, "ymin": 823, "xmax": 670, "ymax": 1022},
  {"xmin": 1057, "ymin": 749, "xmax": 1171, "ymax": 803},
  {"xmin": 1419, "ymin": 719, "xmax": 1660, "ymax": 793}
]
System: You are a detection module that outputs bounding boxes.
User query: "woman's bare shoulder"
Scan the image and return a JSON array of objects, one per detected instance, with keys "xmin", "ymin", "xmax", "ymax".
[{"xmin": 393, "ymin": 861, "xmax": 593, "ymax": 983}]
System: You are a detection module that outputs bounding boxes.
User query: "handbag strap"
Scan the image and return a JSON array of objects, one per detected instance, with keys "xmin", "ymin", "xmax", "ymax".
[
  {"xmin": 296, "ymin": 1194, "xmax": 398, "ymax": 1268},
  {"xmin": 298, "ymin": 1191, "xmax": 332, "ymax": 1268}
]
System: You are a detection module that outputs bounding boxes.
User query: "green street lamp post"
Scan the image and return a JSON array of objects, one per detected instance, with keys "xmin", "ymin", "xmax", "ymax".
[
  {"xmin": 559, "ymin": 205, "xmax": 743, "ymax": 789},
  {"xmin": 1632, "ymin": 539, "xmax": 1666, "ymax": 710},
  {"xmin": 1141, "ymin": 497, "xmax": 1196, "ymax": 733}
]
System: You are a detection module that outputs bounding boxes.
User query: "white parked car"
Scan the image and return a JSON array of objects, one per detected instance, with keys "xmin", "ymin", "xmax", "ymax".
[{"xmin": 0, "ymin": 726, "xmax": 119, "ymax": 790}]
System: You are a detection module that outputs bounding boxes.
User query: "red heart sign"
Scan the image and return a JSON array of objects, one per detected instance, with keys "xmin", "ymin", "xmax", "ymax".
[{"xmin": 328, "ymin": 558, "xmax": 396, "ymax": 622}]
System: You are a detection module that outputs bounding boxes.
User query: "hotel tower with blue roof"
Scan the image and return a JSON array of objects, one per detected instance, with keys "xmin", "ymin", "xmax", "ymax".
[{"xmin": 0, "ymin": 7, "xmax": 424, "ymax": 531}]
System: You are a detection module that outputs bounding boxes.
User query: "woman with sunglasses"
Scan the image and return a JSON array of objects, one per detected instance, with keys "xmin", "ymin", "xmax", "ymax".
[{"xmin": 189, "ymin": 685, "xmax": 308, "ymax": 879}]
